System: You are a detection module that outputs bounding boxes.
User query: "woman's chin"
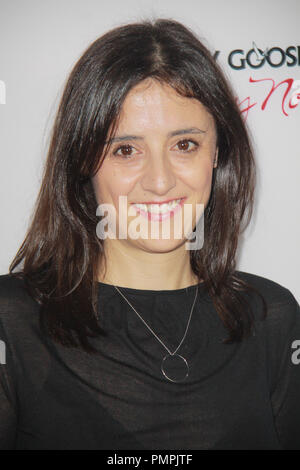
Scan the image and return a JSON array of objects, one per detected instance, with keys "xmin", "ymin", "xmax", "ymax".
[{"xmin": 127, "ymin": 236, "xmax": 187, "ymax": 253}]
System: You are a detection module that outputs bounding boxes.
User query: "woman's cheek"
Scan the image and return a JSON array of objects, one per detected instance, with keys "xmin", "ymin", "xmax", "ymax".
[{"xmin": 186, "ymin": 163, "xmax": 212, "ymax": 193}]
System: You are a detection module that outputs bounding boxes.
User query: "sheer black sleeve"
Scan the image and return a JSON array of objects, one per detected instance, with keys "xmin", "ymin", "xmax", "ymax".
[
  {"xmin": 268, "ymin": 292, "xmax": 300, "ymax": 449},
  {"xmin": 0, "ymin": 308, "xmax": 18, "ymax": 449}
]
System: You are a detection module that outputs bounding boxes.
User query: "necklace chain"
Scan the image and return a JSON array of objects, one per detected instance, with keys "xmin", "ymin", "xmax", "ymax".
[{"xmin": 113, "ymin": 285, "xmax": 199, "ymax": 357}]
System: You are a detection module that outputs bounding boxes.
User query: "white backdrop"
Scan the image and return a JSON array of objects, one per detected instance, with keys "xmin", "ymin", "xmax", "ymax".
[{"xmin": 0, "ymin": 0, "xmax": 299, "ymax": 300}]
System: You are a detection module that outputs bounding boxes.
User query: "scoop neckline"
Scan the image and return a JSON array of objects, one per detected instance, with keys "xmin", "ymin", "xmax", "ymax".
[{"xmin": 97, "ymin": 280, "xmax": 206, "ymax": 296}]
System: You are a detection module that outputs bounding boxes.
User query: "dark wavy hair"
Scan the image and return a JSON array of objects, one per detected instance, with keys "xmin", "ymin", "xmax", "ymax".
[{"xmin": 9, "ymin": 18, "xmax": 267, "ymax": 353}]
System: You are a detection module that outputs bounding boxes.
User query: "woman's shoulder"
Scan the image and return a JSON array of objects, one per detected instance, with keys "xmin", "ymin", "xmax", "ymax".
[
  {"xmin": 0, "ymin": 272, "xmax": 27, "ymax": 292},
  {"xmin": 0, "ymin": 273, "xmax": 40, "ymax": 326},
  {"xmin": 234, "ymin": 269, "xmax": 296, "ymax": 303},
  {"xmin": 234, "ymin": 269, "xmax": 299, "ymax": 332},
  {"xmin": 0, "ymin": 272, "xmax": 37, "ymax": 302}
]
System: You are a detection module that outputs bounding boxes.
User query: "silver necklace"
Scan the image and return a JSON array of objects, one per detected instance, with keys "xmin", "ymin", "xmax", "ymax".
[{"xmin": 113, "ymin": 284, "xmax": 199, "ymax": 383}]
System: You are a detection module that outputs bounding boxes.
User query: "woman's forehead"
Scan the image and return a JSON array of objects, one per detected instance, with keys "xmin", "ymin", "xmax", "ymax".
[
  {"xmin": 114, "ymin": 79, "xmax": 215, "ymax": 134},
  {"xmin": 122, "ymin": 78, "xmax": 199, "ymax": 109}
]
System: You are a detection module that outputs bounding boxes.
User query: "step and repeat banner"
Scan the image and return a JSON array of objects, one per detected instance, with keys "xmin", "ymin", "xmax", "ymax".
[{"xmin": 0, "ymin": 0, "xmax": 299, "ymax": 299}]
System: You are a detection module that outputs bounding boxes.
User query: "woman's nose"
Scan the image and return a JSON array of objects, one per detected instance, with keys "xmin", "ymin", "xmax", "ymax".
[{"xmin": 140, "ymin": 153, "xmax": 176, "ymax": 195}]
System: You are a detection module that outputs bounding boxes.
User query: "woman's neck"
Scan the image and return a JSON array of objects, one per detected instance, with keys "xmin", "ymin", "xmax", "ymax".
[{"xmin": 97, "ymin": 239, "xmax": 200, "ymax": 290}]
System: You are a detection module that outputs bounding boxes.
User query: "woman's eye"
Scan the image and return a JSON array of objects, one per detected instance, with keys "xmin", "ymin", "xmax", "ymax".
[
  {"xmin": 112, "ymin": 144, "xmax": 137, "ymax": 158},
  {"xmin": 175, "ymin": 139, "xmax": 199, "ymax": 153},
  {"xmin": 112, "ymin": 139, "xmax": 198, "ymax": 158}
]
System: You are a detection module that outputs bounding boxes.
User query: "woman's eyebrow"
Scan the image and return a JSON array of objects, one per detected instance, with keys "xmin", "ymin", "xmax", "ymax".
[{"xmin": 105, "ymin": 127, "xmax": 206, "ymax": 144}]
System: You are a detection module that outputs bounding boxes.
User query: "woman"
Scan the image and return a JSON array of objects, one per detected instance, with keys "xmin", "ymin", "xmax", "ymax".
[{"xmin": 0, "ymin": 18, "xmax": 299, "ymax": 450}]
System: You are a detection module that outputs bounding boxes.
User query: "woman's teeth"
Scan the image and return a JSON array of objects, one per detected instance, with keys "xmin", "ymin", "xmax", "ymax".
[{"xmin": 133, "ymin": 198, "xmax": 183, "ymax": 214}]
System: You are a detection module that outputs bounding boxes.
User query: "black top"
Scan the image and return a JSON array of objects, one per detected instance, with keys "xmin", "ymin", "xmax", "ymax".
[{"xmin": 0, "ymin": 271, "xmax": 299, "ymax": 450}]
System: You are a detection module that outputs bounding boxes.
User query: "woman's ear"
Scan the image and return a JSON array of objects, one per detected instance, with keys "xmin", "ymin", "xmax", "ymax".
[{"xmin": 213, "ymin": 147, "xmax": 219, "ymax": 168}]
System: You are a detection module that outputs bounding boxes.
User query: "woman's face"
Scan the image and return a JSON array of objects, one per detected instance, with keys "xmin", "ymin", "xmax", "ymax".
[{"xmin": 92, "ymin": 78, "xmax": 218, "ymax": 253}]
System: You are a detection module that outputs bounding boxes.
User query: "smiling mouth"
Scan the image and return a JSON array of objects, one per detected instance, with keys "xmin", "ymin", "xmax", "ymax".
[
  {"xmin": 130, "ymin": 197, "xmax": 187, "ymax": 222},
  {"xmin": 131, "ymin": 197, "xmax": 186, "ymax": 214}
]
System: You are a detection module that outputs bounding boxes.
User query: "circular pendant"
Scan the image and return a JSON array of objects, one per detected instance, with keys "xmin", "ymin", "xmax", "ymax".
[{"xmin": 161, "ymin": 353, "xmax": 189, "ymax": 383}]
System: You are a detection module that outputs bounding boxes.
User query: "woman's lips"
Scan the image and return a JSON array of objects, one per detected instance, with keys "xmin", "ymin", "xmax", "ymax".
[{"xmin": 131, "ymin": 197, "xmax": 187, "ymax": 221}]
